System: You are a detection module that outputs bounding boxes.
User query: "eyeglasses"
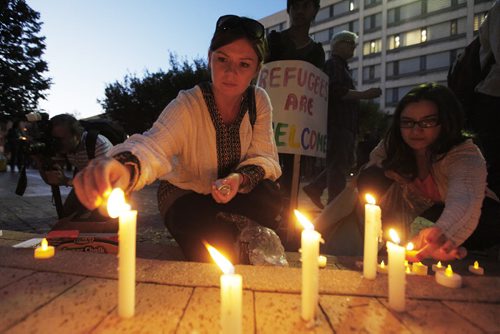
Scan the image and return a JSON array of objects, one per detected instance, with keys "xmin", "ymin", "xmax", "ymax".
[
  {"xmin": 216, "ymin": 15, "xmax": 265, "ymax": 40},
  {"xmin": 400, "ymin": 117, "xmax": 440, "ymax": 129}
]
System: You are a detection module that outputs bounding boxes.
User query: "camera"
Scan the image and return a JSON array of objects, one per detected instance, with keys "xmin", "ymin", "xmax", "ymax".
[{"xmin": 20, "ymin": 112, "xmax": 56, "ymax": 157}]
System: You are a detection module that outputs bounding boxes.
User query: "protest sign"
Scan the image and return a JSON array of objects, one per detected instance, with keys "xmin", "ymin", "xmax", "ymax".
[{"xmin": 257, "ymin": 60, "xmax": 328, "ymax": 158}]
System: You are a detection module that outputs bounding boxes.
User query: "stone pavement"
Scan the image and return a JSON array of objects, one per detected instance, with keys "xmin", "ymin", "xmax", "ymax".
[{"xmin": 1, "ymin": 247, "xmax": 499, "ymax": 333}]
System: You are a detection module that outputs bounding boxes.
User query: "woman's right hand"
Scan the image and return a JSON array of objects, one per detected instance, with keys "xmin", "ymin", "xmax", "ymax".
[
  {"xmin": 408, "ymin": 227, "xmax": 467, "ymax": 262},
  {"xmin": 73, "ymin": 157, "xmax": 131, "ymax": 210}
]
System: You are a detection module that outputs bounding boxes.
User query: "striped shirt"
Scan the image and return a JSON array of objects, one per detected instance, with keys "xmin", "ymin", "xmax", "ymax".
[{"xmin": 67, "ymin": 131, "xmax": 113, "ymax": 171}]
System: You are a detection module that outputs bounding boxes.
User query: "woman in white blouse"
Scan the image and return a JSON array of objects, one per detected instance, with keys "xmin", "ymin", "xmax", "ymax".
[{"xmin": 73, "ymin": 15, "xmax": 282, "ymax": 263}]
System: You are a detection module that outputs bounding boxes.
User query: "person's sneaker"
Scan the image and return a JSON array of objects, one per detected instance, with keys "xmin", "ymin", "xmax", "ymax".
[{"xmin": 303, "ymin": 184, "xmax": 324, "ymax": 209}]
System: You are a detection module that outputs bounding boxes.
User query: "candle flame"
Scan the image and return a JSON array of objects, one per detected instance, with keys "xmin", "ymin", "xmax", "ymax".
[
  {"xmin": 365, "ymin": 193, "xmax": 376, "ymax": 205},
  {"xmin": 107, "ymin": 188, "xmax": 130, "ymax": 218},
  {"xmin": 204, "ymin": 242, "xmax": 234, "ymax": 275},
  {"xmin": 380, "ymin": 260, "xmax": 385, "ymax": 268},
  {"xmin": 474, "ymin": 261, "xmax": 479, "ymax": 269},
  {"xmin": 437, "ymin": 261, "xmax": 442, "ymax": 268},
  {"xmin": 41, "ymin": 238, "xmax": 48, "ymax": 250},
  {"xmin": 294, "ymin": 210, "xmax": 314, "ymax": 230},
  {"xmin": 445, "ymin": 265, "xmax": 453, "ymax": 277},
  {"xmin": 389, "ymin": 229, "xmax": 400, "ymax": 244},
  {"xmin": 406, "ymin": 242, "xmax": 414, "ymax": 251}
]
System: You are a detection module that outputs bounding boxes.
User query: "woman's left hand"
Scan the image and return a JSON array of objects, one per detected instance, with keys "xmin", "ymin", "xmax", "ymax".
[
  {"xmin": 407, "ymin": 227, "xmax": 467, "ymax": 262},
  {"xmin": 211, "ymin": 173, "xmax": 242, "ymax": 204}
]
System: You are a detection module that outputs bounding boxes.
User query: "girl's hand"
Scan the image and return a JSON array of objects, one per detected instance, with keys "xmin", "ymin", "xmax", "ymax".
[
  {"xmin": 73, "ymin": 157, "xmax": 131, "ymax": 210},
  {"xmin": 211, "ymin": 173, "xmax": 242, "ymax": 204},
  {"xmin": 407, "ymin": 227, "xmax": 467, "ymax": 262}
]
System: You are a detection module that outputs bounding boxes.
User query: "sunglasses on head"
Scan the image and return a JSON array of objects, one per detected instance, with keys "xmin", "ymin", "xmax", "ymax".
[{"xmin": 216, "ymin": 15, "xmax": 265, "ymax": 40}]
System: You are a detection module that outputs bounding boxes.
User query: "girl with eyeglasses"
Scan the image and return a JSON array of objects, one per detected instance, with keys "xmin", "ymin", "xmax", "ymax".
[
  {"xmin": 357, "ymin": 83, "xmax": 500, "ymax": 261},
  {"xmin": 73, "ymin": 15, "xmax": 282, "ymax": 263}
]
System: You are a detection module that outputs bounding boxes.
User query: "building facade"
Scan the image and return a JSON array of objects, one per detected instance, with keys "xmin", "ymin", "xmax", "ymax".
[{"xmin": 260, "ymin": 0, "xmax": 494, "ymax": 112}]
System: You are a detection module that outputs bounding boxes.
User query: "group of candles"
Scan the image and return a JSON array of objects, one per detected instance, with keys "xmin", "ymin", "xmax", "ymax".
[
  {"xmin": 32, "ymin": 189, "xmax": 486, "ymax": 329},
  {"xmin": 361, "ymin": 194, "xmax": 486, "ymax": 312}
]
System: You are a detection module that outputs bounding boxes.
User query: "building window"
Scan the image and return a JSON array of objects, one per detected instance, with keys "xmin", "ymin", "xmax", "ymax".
[
  {"xmin": 426, "ymin": 51, "xmax": 451, "ymax": 71},
  {"xmin": 363, "ymin": 39, "xmax": 382, "ymax": 55},
  {"xmin": 333, "ymin": 0, "xmax": 358, "ymax": 16},
  {"xmin": 427, "ymin": 0, "xmax": 451, "ymax": 13},
  {"xmin": 364, "ymin": 0, "xmax": 381, "ymax": 7},
  {"xmin": 405, "ymin": 29, "xmax": 422, "ymax": 47},
  {"xmin": 400, "ymin": 1, "xmax": 423, "ymax": 21},
  {"xmin": 364, "ymin": 13, "xmax": 382, "ymax": 31},
  {"xmin": 315, "ymin": 6, "xmax": 331, "ymax": 22},
  {"xmin": 421, "ymin": 28, "xmax": 427, "ymax": 42},
  {"xmin": 362, "ymin": 64, "xmax": 381, "ymax": 82},
  {"xmin": 450, "ymin": 19, "xmax": 457, "ymax": 35},
  {"xmin": 474, "ymin": 12, "xmax": 488, "ymax": 31},
  {"xmin": 332, "ymin": 20, "xmax": 359, "ymax": 36},
  {"xmin": 312, "ymin": 28, "xmax": 331, "ymax": 44}
]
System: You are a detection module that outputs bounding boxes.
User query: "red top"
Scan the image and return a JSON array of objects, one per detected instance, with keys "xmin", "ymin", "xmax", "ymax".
[{"xmin": 412, "ymin": 174, "xmax": 441, "ymax": 203}]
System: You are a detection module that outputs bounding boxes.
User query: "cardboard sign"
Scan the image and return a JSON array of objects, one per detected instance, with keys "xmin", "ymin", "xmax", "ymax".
[{"xmin": 257, "ymin": 60, "xmax": 328, "ymax": 158}]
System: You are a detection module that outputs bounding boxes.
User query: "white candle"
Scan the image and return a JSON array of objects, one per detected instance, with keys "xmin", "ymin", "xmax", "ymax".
[
  {"xmin": 34, "ymin": 238, "xmax": 55, "ymax": 259},
  {"xmin": 411, "ymin": 262, "xmax": 428, "ymax": 276},
  {"xmin": 295, "ymin": 210, "xmax": 321, "ymax": 323},
  {"xmin": 468, "ymin": 261, "xmax": 484, "ymax": 275},
  {"xmin": 377, "ymin": 260, "xmax": 388, "ymax": 274},
  {"xmin": 387, "ymin": 229, "xmax": 405, "ymax": 312},
  {"xmin": 432, "ymin": 261, "xmax": 445, "ymax": 272},
  {"xmin": 318, "ymin": 255, "xmax": 327, "ymax": 268},
  {"xmin": 118, "ymin": 209, "xmax": 137, "ymax": 318},
  {"xmin": 436, "ymin": 265, "xmax": 462, "ymax": 288},
  {"xmin": 363, "ymin": 194, "xmax": 381, "ymax": 280},
  {"xmin": 205, "ymin": 243, "xmax": 242, "ymax": 334},
  {"xmin": 108, "ymin": 188, "xmax": 137, "ymax": 318}
]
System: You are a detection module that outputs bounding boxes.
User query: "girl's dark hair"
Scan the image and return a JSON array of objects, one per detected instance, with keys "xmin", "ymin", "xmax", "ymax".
[
  {"xmin": 287, "ymin": 0, "xmax": 321, "ymax": 13},
  {"xmin": 209, "ymin": 16, "xmax": 268, "ymax": 64},
  {"xmin": 50, "ymin": 114, "xmax": 84, "ymax": 137},
  {"xmin": 383, "ymin": 83, "xmax": 466, "ymax": 178}
]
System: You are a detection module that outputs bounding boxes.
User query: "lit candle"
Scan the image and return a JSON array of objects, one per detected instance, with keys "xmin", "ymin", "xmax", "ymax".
[
  {"xmin": 432, "ymin": 261, "xmax": 445, "ymax": 272},
  {"xmin": 295, "ymin": 210, "xmax": 321, "ymax": 323},
  {"xmin": 411, "ymin": 262, "xmax": 428, "ymax": 276},
  {"xmin": 387, "ymin": 229, "xmax": 405, "ymax": 312},
  {"xmin": 435, "ymin": 265, "xmax": 462, "ymax": 288},
  {"xmin": 468, "ymin": 261, "xmax": 484, "ymax": 275},
  {"xmin": 34, "ymin": 238, "xmax": 55, "ymax": 259},
  {"xmin": 108, "ymin": 188, "xmax": 137, "ymax": 318},
  {"xmin": 205, "ymin": 243, "xmax": 242, "ymax": 334},
  {"xmin": 363, "ymin": 194, "xmax": 381, "ymax": 280},
  {"xmin": 377, "ymin": 260, "xmax": 388, "ymax": 274},
  {"xmin": 318, "ymin": 255, "xmax": 327, "ymax": 268}
]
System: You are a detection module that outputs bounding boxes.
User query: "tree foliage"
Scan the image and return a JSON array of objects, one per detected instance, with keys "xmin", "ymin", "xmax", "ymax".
[
  {"xmin": 100, "ymin": 54, "xmax": 210, "ymax": 134},
  {"xmin": 0, "ymin": 0, "xmax": 51, "ymax": 119}
]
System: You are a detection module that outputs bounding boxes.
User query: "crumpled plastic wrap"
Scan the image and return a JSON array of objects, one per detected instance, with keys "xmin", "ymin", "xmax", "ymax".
[{"xmin": 216, "ymin": 212, "xmax": 288, "ymax": 266}]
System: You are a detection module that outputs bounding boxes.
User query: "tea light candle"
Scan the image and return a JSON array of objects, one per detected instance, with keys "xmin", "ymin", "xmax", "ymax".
[
  {"xmin": 34, "ymin": 238, "xmax": 54, "ymax": 259},
  {"xmin": 377, "ymin": 260, "xmax": 388, "ymax": 274},
  {"xmin": 468, "ymin": 261, "xmax": 484, "ymax": 275},
  {"xmin": 436, "ymin": 265, "xmax": 462, "ymax": 288},
  {"xmin": 205, "ymin": 243, "xmax": 242, "ymax": 334},
  {"xmin": 387, "ymin": 229, "xmax": 405, "ymax": 312},
  {"xmin": 108, "ymin": 188, "xmax": 137, "ymax": 319},
  {"xmin": 363, "ymin": 194, "xmax": 381, "ymax": 280},
  {"xmin": 318, "ymin": 255, "xmax": 327, "ymax": 268},
  {"xmin": 432, "ymin": 261, "xmax": 445, "ymax": 272},
  {"xmin": 411, "ymin": 262, "xmax": 428, "ymax": 276},
  {"xmin": 295, "ymin": 210, "xmax": 321, "ymax": 323}
]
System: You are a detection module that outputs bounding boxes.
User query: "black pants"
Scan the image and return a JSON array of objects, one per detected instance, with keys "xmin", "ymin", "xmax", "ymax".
[
  {"xmin": 358, "ymin": 166, "xmax": 500, "ymax": 250},
  {"xmin": 164, "ymin": 180, "xmax": 282, "ymax": 263}
]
